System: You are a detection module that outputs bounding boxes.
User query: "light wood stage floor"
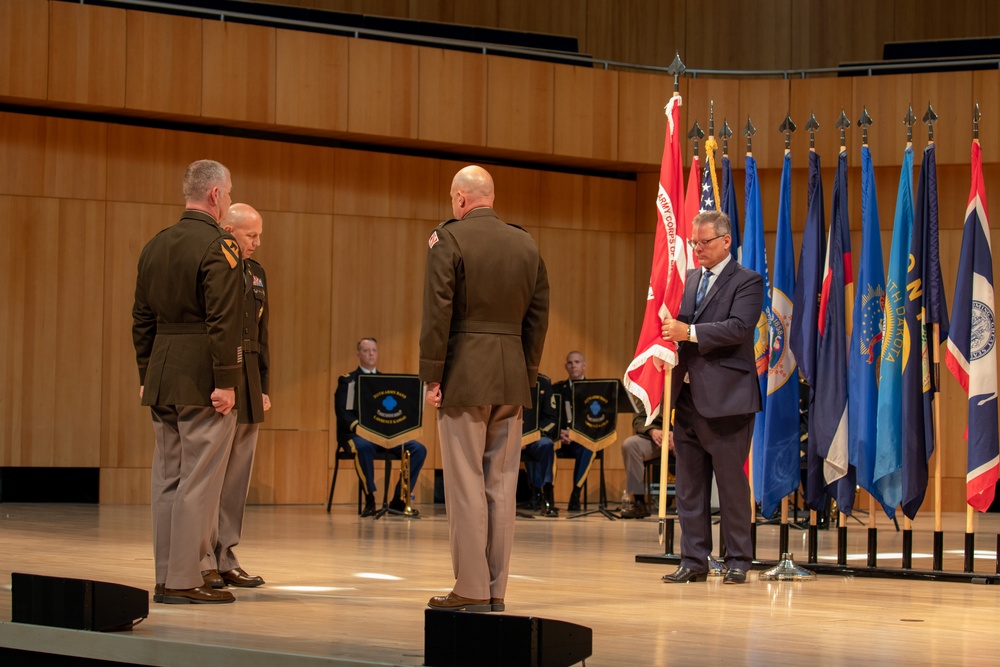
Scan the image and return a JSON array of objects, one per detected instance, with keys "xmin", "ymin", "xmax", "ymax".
[{"xmin": 1, "ymin": 503, "xmax": 1000, "ymax": 666}]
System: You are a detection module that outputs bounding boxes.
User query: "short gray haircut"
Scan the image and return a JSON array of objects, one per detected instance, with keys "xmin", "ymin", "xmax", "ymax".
[
  {"xmin": 692, "ymin": 209, "xmax": 732, "ymax": 236},
  {"xmin": 182, "ymin": 160, "xmax": 230, "ymax": 203}
]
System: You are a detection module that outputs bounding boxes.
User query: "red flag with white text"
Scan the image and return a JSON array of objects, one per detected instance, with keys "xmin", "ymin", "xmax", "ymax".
[{"xmin": 624, "ymin": 95, "xmax": 689, "ymax": 425}]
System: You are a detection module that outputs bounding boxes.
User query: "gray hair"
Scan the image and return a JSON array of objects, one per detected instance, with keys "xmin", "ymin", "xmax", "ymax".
[
  {"xmin": 692, "ymin": 210, "xmax": 732, "ymax": 236},
  {"xmin": 182, "ymin": 160, "xmax": 230, "ymax": 203}
]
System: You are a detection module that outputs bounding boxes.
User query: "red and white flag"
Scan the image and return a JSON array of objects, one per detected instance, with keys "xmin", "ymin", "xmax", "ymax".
[
  {"xmin": 624, "ymin": 95, "xmax": 690, "ymax": 425},
  {"xmin": 945, "ymin": 140, "xmax": 999, "ymax": 511}
]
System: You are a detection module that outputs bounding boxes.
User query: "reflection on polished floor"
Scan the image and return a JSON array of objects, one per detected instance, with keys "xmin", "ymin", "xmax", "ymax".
[{"xmin": 1, "ymin": 503, "xmax": 999, "ymax": 666}]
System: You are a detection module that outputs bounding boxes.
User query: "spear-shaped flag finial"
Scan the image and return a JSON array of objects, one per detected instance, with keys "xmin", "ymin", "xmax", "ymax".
[
  {"xmin": 836, "ymin": 107, "xmax": 850, "ymax": 148},
  {"xmin": 805, "ymin": 112, "xmax": 819, "ymax": 149},
  {"xmin": 667, "ymin": 53, "xmax": 685, "ymax": 94},
  {"xmin": 744, "ymin": 115, "xmax": 756, "ymax": 154},
  {"xmin": 923, "ymin": 101, "xmax": 938, "ymax": 143},
  {"xmin": 974, "ymin": 101, "xmax": 981, "ymax": 141},
  {"xmin": 720, "ymin": 119, "xmax": 733, "ymax": 155},
  {"xmin": 688, "ymin": 119, "xmax": 704, "ymax": 156},
  {"xmin": 709, "ymin": 100, "xmax": 716, "ymax": 137},
  {"xmin": 857, "ymin": 106, "xmax": 873, "ymax": 145},
  {"xmin": 778, "ymin": 113, "xmax": 796, "ymax": 150},
  {"xmin": 904, "ymin": 105, "xmax": 916, "ymax": 144}
]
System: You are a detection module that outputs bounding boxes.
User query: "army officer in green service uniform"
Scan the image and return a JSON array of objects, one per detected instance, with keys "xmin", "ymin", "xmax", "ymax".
[{"xmin": 133, "ymin": 159, "xmax": 243, "ymax": 605}]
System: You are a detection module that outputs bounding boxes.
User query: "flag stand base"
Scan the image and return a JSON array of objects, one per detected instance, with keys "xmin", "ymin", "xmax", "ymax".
[
  {"xmin": 758, "ymin": 553, "xmax": 816, "ymax": 581},
  {"xmin": 635, "ymin": 553, "xmax": 1000, "ymax": 584}
]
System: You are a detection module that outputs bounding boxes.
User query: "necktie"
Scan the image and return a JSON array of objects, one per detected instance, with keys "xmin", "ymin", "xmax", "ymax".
[{"xmin": 695, "ymin": 269, "xmax": 712, "ymax": 310}]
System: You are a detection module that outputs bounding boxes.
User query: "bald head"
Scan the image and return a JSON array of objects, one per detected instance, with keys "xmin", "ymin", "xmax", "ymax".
[
  {"xmin": 450, "ymin": 165, "xmax": 495, "ymax": 219},
  {"xmin": 222, "ymin": 203, "xmax": 263, "ymax": 259}
]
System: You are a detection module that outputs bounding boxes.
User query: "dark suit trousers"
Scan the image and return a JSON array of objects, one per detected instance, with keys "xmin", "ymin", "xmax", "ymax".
[{"xmin": 673, "ymin": 384, "xmax": 755, "ymax": 572}]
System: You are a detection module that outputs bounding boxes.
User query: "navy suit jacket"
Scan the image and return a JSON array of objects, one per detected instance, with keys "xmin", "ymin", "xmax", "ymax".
[{"xmin": 670, "ymin": 260, "xmax": 764, "ymax": 419}]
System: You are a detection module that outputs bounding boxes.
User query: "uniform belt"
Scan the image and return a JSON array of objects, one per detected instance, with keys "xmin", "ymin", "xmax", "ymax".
[
  {"xmin": 158, "ymin": 323, "xmax": 206, "ymax": 334},
  {"xmin": 243, "ymin": 340, "xmax": 260, "ymax": 353},
  {"xmin": 450, "ymin": 320, "xmax": 521, "ymax": 335}
]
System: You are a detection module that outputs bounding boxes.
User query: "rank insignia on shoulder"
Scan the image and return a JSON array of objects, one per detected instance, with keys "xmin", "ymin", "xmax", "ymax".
[
  {"xmin": 428, "ymin": 231, "xmax": 439, "ymax": 249},
  {"xmin": 222, "ymin": 240, "xmax": 240, "ymax": 269}
]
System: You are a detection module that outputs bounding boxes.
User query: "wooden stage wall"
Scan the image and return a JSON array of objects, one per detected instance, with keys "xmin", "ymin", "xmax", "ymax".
[{"xmin": 0, "ymin": 0, "xmax": 998, "ymax": 513}]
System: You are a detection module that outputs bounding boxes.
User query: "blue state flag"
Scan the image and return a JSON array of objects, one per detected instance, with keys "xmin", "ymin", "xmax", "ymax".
[
  {"xmin": 814, "ymin": 148, "xmax": 855, "ymax": 516},
  {"xmin": 791, "ymin": 150, "xmax": 827, "ymax": 511},
  {"xmin": 743, "ymin": 154, "xmax": 771, "ymax": 475},
  {"xmin": 848, "ymin": 144, "xmax": 887, "ymax": 514},
  {"xmin": 721, "ymin": 154, "xmax": 742, "ymax": 262},
  {"xmin": 901, "ymin": 143, "xmax": 951, "ymax": 519},
  {"xmin": 874, "ymin": 147, "xmax": 913, "ymax": 518},
  {"xmin": 755, "ymin": 151, "xmax": 800, "ymax": 518}
]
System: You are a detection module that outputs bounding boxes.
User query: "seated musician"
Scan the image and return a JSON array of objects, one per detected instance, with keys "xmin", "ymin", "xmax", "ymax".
[
  {"xmin": 521, "ymin": 373, "xmax": 558, "ymax": 516},
  {"xmin": 335, "ymin": 337, "xmax": 427, "ymax": 517},
  {"xmin": 553, "ymin": 350, "xmax": 595, "ymax": 510}
]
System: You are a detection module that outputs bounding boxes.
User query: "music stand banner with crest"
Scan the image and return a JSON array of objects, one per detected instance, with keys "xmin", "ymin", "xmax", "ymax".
[
  {"xmin": 568, "ymin": 380, "xmax": 633, "ymax": 451},
  {"xmin": 356, "ymin": 374, "xmax": 424, "ymax": 448}
]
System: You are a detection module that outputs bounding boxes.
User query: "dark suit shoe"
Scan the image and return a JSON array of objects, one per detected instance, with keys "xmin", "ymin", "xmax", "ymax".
[
  {"xmin": 661, "ymin": 566, "xmax": 708, "ymax": 583},
  {"xmin": 490, "ymin": 598, "xmax": 505, "ymax": 612},
  {"xmin": 389, "ymin": 497, "xmax": 419, "ymax": 516},
  {"xmin": 361, "ymin": 494, "xmax": 377, "ymax": 517},
  {"xmin": 723, "ymin": 568, "xmax": 748, "ymax": 584},
  {"xmin": 620, "ymin": 501, "xmax": 649, "ymax": 519},
  {"xmin": 153, "ymin": 584, "xmax": 164, "ymax": 603},
  {"xmin": 201, "ymin": 569, "xmax": 225, "ymax": 589},
  {"xmin": 427, "ymin": 592, "xmax": 491, "ymax": 612},
  {"xmin": 221, "ymin": 567, "xmax": 264, "ymax": 588},
  {"xmin": 161, "ymin": 585, "xmax": 235, "ymax": 604}
]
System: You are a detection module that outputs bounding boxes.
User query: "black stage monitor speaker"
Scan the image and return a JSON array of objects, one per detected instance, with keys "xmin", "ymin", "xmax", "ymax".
[
  {"xmin": 11, "ymin": 573, "xmax": 149, "ymax": 632},
  {"xmin": 425, "ymin": 609, "xmax": 593, "ymax": 667}
]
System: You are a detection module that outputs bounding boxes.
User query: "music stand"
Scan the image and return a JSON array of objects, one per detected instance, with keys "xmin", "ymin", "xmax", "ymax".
[
  {"xmin": 355, "ymin": 373, "xmax": 425, "ymax": 520},
  {"xmin": 566, "ymin": 380, "xmax": 635, "ymax": 520},
  {"xmin": 517, "ymin": 381, "xmax": 545, "ymax": 519}
]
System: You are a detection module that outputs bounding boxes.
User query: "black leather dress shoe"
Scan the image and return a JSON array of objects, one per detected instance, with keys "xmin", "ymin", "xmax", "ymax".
[
  {"xmin": 161, "ymin": 585, "xmax": 235, "ymax": 604},
  {"xmin": 427, "ymin": 592, "xmax": 491, "ymax": 612},
  {"xmin": 723, "ymin": 567, "xmax": 747, "ymax": 584},
  {"xmin": 201, "ymin": 569, "xmax": 225, "ymax": 589},
  {"xmin": 540, "ymin": 484, "xmax": 559, "ymax": 517},
  {"xmin": 221, "ymin": 567, "xmax": 264, "ymax": 588},
  {"xmin": 361, "ymin": 494, "xmax": 377, "ymax": 517},
  {"xmin": 661, "ymin": 566, "xmax": 708, "ymax": 583},
  {"xmin": 567, "ymin": 488, "xmax": 582, "ymax": 512}
]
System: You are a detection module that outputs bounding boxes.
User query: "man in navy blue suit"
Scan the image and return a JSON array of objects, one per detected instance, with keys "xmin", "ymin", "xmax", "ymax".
[{"xmin": 659, "ymin": 210, "xmax": 764, "ymax": 585}]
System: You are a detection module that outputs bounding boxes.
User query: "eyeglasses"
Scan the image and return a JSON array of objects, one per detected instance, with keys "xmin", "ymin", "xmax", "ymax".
[{"xmin": 688, "ymin": 234, "xmax": 727, "ymax": 250}]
